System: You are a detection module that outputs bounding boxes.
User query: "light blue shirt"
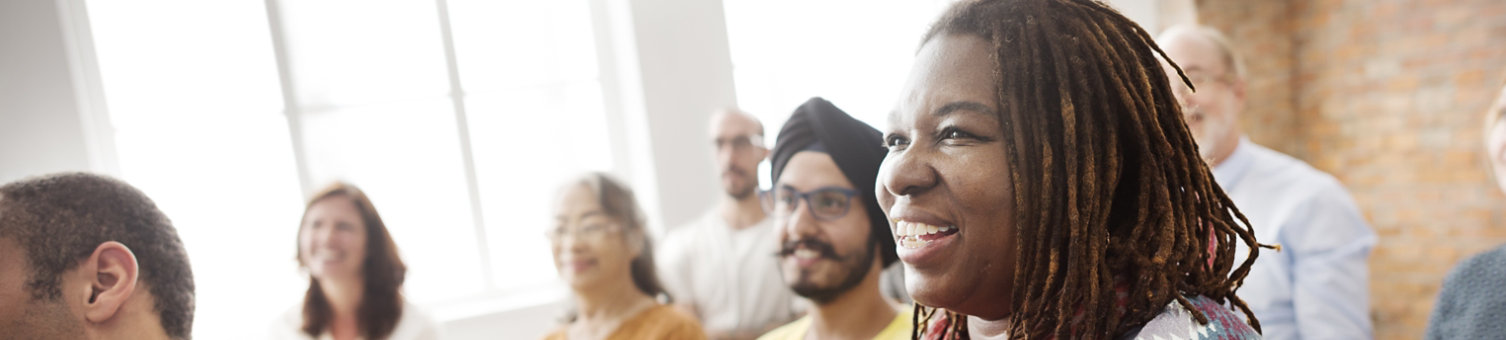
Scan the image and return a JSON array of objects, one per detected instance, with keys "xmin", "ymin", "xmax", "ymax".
[{"xmin": 1215, "ymin": 138, "xmax": 1377, "ymax": 340}]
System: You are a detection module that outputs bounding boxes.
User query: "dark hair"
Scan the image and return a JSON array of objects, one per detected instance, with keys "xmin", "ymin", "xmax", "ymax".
[
  {"xmin": 913, "ymin": 0, "xmax": 1267, "ymax": 338},
  {"xmin": 0, "ymin": 172, "xmax": 195, "ymax": 339},
  {"xmin": 558, "ymin": 172, "xmax": 670, "ymax": 323},
  {"xmin": 296, "ymin": 182, "xmax": 406, "ymax": 339}
]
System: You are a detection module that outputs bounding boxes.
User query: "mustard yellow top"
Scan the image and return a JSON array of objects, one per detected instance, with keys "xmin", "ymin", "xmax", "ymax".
[
  {"xmin": 542, "ymin": 304, "xmax": 705, "ymax": 340},
  {"xmin": 756, "ymin": 308, "xmax": 913, "ymax": 340}
]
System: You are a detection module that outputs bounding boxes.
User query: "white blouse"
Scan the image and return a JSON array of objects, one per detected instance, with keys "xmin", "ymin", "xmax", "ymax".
[{"xmin": 269, "ymin": 301, "xmax": 442, "ymax": 340}]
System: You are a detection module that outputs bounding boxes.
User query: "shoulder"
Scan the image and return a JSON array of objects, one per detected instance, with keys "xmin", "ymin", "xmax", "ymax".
[
  {"xmin": 540, "ymin": 328, "xmax": 568, "ymax": 340},
  {"xmin": 1128, "ymin": 296, "xmax": 1261, "ymax": 340},
  {"xmin": 661, "ymin": 212, "xmax": 718, "ymax": 248},
  {"xmin": 1440, "ymin": 245, "xmax": 1506, "ymax": 295},
  {"xmin": 630, "ymin": 304, "xmax": 707, "ymax": 339},
  {"xmin": 271, "ymin": 304, "xmax": 314, "ymax": 339},
  {"xmin": 391, "ymin": 301, "xmax": 443, "ymax": 340},
  {"xmin": 874, "ymin": 308, "xmax": 915, "ymax": 340},
  {"xmin": 1243, "ymin": 144, "xmax": 1352, "ymax": 200},
  {"xmin": 756, "ymin": 316, "xmax": 811, "ymax": 340},
  {"xmin": 1429, "ymin": 245, "xmax": 1506, "ymax": 338}
]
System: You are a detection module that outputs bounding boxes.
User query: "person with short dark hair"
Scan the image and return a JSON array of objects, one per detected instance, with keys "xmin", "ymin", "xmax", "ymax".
[
  {"xmin": 544, "ymin": 172, "xmax": 704, "ymax": 340},
  {"xmin": 271, "ymin": 182, "xmax": 440, "ymax": 340},
  {"xmin": 656, "ymin": 110, "xmax": 803, "ymax": 339},
  {"xmin": 0, "ymin": 172, "xmax": 195, "ymax": 340},
  {"xmin": 758, "ymin": 98, "xmax": 912, "ymax": 340}
]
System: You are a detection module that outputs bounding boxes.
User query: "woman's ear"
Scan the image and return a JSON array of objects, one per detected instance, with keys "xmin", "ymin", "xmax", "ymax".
[
  {"xmin": 624, "ymin": 224, "xmax": 646, "ymax": 258},
  {"xmin": 81, "ymin": 241, "xmax": 139, "ymax": 324}
]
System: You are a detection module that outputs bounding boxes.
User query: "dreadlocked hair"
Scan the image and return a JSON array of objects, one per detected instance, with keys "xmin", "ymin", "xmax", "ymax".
[{"xmin": 910, "ymin": 0, "xmax": 1272, "ymax": 338}]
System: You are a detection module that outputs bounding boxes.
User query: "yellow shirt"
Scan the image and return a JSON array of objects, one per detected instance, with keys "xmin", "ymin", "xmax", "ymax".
[{"xmin": 757, "ymin": 308, "xmax": 913, "ymax": 340}]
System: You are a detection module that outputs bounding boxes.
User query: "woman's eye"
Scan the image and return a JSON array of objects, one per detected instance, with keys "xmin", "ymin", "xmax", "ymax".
[
  {"xmin": 941, "ymin": 127, "xmax": 977, "ymax": 140},
  {"xmin": 883, "ymin": 134, "xmax": 910, "ymax": 150}
]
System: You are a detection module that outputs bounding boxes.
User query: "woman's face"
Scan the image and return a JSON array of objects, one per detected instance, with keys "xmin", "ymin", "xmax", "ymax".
[
  {"xmin": 550, "ymin": 184, "xmax": 639, "ymax": 292},
  {"xmin": 877, "ymin": 34, "xmax": 1018, "ymax": 320},
  {"xmin": 1488, "ymin": 85, "xmax": 1506, "ymax": 195},
  {"xmin": 300, "ymin": 196, "xmax": 369, "ymax": 281}
]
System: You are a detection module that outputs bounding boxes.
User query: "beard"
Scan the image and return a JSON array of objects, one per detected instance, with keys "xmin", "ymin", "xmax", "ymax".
[
  {"xmin": 721, "ymin": 168, "xmax": 757, "ymax": 200},
  {"xmin": 1187, "ymin": 107, "xmax": 1236, "ymax": 164},
  {"xmin": 777, "ymin": 238, "xmax": 876, "ymax": 305}
]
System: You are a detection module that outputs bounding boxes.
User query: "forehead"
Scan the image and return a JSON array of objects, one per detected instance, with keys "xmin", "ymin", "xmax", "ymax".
[
  {"xmin": 554, "ymin": 183, "xmax": 604, "ymax": 218},
  {"xmin": 893, "ymin": 35, "xmax": 999, "ymax": 126},
  {"xmin": 710, "ymin": 112, "xmax": 761, "ymax": 137},
  {"xmin": 1159, "ymin": 31, "xmax": 1226, "ymax": 73},
  {"xmin": 778, "ymin": 151, "xmax": 854, "ymax": 190},
  {"xmin": 307, "ymin": 196, "xmax": 361, "ymax": 217}
]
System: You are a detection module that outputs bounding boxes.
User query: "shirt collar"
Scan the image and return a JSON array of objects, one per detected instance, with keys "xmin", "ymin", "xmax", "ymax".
[{"xmin": 1212, "ymin": 136, "xmax": 1252, "ymax": 190}]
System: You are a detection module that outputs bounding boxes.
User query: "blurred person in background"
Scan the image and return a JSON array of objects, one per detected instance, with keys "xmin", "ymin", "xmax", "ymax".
[
  {"xmin": 878, "ymin": 0, "xmax": 1267, "ymax": 338},
  {"xmin": 0, "ymin": 172, "xmax": 195, "ymax": 340},
  {"xmin": 1425, "ymin": 75, "xmax": 1506, "ymax": 339},
  {"xmin": 1159, "ymin": 25, "xmax": 1377, "ymax": 340},
  {"xmin": 758, "ymin": 98, "xmax": 911, "ymax": 340},
  {"xmin": 272, "ymin": 182, "xmax": 440, "ymax": 340},
  {"xmin": 657, "ymin": 110, "xmax": 801, "ymax": 339},
  {"xmin": 545, "ymin": 172, "xmax": 704, "ymax": 340}
]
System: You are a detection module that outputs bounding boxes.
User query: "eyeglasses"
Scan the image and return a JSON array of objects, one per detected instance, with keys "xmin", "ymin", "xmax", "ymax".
[
  {"xmin": 713, "ymin": 135, "xmax": 764, "ymax": 153},
  {"xmin": 764, "ymin": 186, "xmax": 860, "ymax": 221},
  {"xmin": 1169, "ymin": 71, "xmax": 1232, "ymax": 97},
  {"xmin": 545, "ymin": 222, "xmax": 619, "ymax": 243}
]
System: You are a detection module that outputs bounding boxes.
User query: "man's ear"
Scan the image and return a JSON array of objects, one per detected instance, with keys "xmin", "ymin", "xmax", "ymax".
[{"xmin": 82, "ymin": 241, "xmax": 139, "ymax": 324}]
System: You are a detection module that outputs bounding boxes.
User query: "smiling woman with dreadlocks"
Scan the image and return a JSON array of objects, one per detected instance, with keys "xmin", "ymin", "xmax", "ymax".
[{"xmin": 875, "ymin": 0, "xmax": 1269, "ymax": 339}]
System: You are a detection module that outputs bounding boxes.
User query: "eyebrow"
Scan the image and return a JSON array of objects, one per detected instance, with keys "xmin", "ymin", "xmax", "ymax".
[
  {"xmin": 934, "ymin": 101, "xmax": 997, "ymax": 119},
  {"xmin": 889, "ymin": 100, "xmax": 1000, "ymax": 128}
]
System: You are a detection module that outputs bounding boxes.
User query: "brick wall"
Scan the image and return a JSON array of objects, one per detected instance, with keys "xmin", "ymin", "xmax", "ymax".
[{"xmin": 1194, "ymin": 0, "xmax": 1506, "ymax": 339}]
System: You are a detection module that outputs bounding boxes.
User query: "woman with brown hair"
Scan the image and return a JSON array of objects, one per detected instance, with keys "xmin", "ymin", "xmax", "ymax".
[
  {"xmin": 543, "ymin": 172, "xmax": 703, "ymax": 340},
  {"xmin": 876, "ymin": 0, "xmax": 1268, "ymax": 338},
  {"xmin": 273, "ymin": 182, "xmax": 440, "ymax": 340}
]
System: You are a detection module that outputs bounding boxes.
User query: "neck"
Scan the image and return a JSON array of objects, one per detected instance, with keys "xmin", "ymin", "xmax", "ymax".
[
  {"xmin": 720, "ymin": 193, "xmax": 766, "ymax": 230},
  {"xmin": 807, "ymin": 262, "xmax": 896, "ymax": 340},
  {"xmin": 318, "ymin": 276, "xmax": 364, "ymax": 322},
  {"xmin": 575, "ymin": 277, "xmax": 654, "ymax": 324},
  {"xmin": 1208, "ymin": 133, "xmax": 1243, "ymax": 167},
  {"xmin": 966, "ymin": 315, "xmax": 1011, "ymax": 340},
  {"xmin": 87, "ymin": 291, "xmax": 173, "ymax": 340}
]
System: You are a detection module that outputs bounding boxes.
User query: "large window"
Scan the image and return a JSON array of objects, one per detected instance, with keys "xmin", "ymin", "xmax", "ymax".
[
  {"xmin": 83, "ymin": 0, "xmax": 614, "ymax": 337},
  {"xmin": 722, "ymin": 0, "xmax": 954, "ymax": 184}
]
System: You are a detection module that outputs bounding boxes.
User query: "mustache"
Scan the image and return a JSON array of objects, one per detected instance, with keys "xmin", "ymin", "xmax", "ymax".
[
  {"xmin": 775, "ymin": 238, "xmax": 841, "ymax": 259},
  {"xmin": 722, "ymin": 167, "xmax": 747, "ymax": 178}
]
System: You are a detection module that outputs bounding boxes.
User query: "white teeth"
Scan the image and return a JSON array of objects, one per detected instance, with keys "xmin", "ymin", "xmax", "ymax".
[
  {"xmin": 894, "ymin": 221, "xmax": 959, "ymax": 249},
  {"xmin": 894, "ymin": 221, "xmax": 955, "ymax": 237},
  {"xmin": 794, "ymin": 248, "xmax": 819, "ymax": 260}
]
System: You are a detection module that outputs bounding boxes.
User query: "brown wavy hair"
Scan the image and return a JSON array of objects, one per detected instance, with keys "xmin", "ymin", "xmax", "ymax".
[
  {"xmin": 911, "ymin": 0, "xmax": 1270, "ymax": 338},
  {"xmin": 296, "ymin": 182, "xmax": 407, "ymax": 339}
]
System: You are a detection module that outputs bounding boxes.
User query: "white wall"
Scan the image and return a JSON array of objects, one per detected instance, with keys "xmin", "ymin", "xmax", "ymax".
[
  {"xmin": 616, "ymin": 0, "xmax": 739, "ymax": 231},
  {"xmin": 0, "ymin": 0, "xmax": 96, "ymax": 183}
]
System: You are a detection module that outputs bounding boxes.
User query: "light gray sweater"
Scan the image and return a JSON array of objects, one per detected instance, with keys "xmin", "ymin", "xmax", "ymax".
[{"xmin": 1426, "ymin": 244, "xmax": 1506, "ymax": 339}]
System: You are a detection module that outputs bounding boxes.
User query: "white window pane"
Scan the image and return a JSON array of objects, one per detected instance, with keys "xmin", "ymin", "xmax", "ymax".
[
  {"xmin": 466, "ymin": 85, "xmax": 612, "ymax": 290},
  {"xmin": 723, "ymin": 0, "xmax": 952, "ymax": 186},
  {"xmin": 112, "ymin": 111, "xmax": 308, "ymax": 339},
  {"xmin": 84, "ymin": 1, "xmax": 305, "ymax": 338},
  {"xmin": 723, "ymin": 0, "xmax": 953, "ymax": 135},
  {"xmin": 300, "ymin": 99, "xmax": 486, "ymax": 301},
  {"xmin": 276, "ymin": 0, "xmax": 451, "ymax": 108},
  {"xmin": 85, "ymin": 0, "xmax": 284, "ymax": 121},
  {"xmin": 447, "ymin": 0, "xmax": 601, "ymax": 92}
]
